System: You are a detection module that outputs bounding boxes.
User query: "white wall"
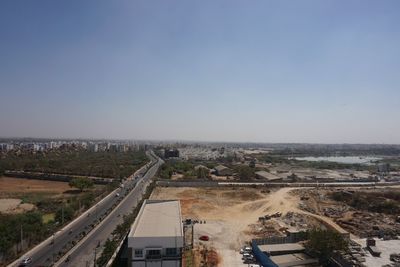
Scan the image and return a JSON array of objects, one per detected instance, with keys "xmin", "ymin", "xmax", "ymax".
[{"xmin": 128, "ymin": 236, "xmax": 184, "ymax": 251}]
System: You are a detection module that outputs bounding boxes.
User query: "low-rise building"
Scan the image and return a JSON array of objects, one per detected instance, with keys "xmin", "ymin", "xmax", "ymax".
[
  {"xmin": 165, "ymin": 149, "xmax": 180, "ymax": 159},
  {"xmin": 214, "ymin": 165, "xmax": 233, "ymax": 176},
  {"xmin": 255, "ymin": 171, "xmax": 282, "ymax": 182},
  {"xmin": 127, "ymin": 200, "xmax": 183, "ymax": 267}
]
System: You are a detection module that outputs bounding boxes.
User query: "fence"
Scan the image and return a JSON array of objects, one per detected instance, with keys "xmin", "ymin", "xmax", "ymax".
[{"xmin": 252, "ymin": 232, "xmax": 308, "ymax": 246}]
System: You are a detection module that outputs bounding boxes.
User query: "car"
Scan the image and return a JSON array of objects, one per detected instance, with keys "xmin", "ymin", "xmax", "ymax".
[
  {"xmin": 242, "ymin": 253, "xmax": 255, "ymax": 261},
  {"xmin": 243, "ymin": 246, "xmax": 252, "ymax": 252},
  {"xmin": 19, "ymin": 257, "xmax": 32, "ymax": 266},
  {"xmin": 240, "ymin": 247, "xmax": 252, "ymax": 253},
  {"xmin": 244, "ymin": 259, "xmax": 257, "ymax": 264},
  {"xmin": 199, "ymin": 235, "xmax": 209, "ymax": 241}
]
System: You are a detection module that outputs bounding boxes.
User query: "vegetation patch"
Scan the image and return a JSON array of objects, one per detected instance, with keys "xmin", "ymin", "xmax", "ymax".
[
  {"xmin": 330, "ymin": 190, "xmax": 400, "ymax": 215},
  {"xmin": 42, "ymin": 213, "xmax": 55, "ymax": 224},
  {"xmin": 0, "ymin": 151, "xmax": 148, "ymax": 179}
]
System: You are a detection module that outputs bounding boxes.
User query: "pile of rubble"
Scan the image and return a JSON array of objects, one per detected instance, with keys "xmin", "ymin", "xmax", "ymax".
[
  {"xmin": 333, "ymin": 240, "xmax": 367, "ymax": 267},
  {"xmin": 336, "ymin": 212, "xmax": 400, "ymax": 239},
  {"xmin": 258, "ymin": 212, "xmax": 282, "ymax": 222},
  {"xmin": 322, "ymin": 206, "xmax": 348, "ymax": 218},
  {"xmin": 247, "ymin": 221, "xmax": 283, "ymax": 238},
  {"xmin": 280, "ymin": 211, "xmax": 319, "ymax": 231}
]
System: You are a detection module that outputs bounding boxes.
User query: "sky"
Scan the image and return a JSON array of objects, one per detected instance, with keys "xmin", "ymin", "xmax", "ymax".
[{"xmin": 0, "ymin": 0, "xmax": 399, "ymax": 143}]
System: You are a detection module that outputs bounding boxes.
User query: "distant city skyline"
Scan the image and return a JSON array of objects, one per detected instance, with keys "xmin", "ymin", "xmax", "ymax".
[{"xmin": 1, "ymin": 1, "xmax": 399, "ymax": 144}]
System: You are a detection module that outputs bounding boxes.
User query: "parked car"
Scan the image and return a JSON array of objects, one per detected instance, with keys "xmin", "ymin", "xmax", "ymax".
[
  {"xmin": 240, "ymin": 246, "xmax": 252, "ymax": 254},
  {"xmin": 199, "ymin": 235, "xmax": 209, "ymax": 241},
  {"xmin": 242, "ymin": 252, "xmax": 253, "ymax": 259}
]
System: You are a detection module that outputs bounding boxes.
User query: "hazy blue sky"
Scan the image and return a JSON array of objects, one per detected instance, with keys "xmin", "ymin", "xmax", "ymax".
[{"xmin": 1, "ymin": 1, "xmax": 399, "ymax": 143}]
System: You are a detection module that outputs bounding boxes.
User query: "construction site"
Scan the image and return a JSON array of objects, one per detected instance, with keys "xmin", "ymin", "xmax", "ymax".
[{"xmin": 150, "ymin": 185, "xmax": 400, "ymax": 267}]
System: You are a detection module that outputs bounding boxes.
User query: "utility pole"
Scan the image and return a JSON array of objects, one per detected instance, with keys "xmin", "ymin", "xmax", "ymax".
[
  {"xmin": 62, "ymin": 206, "xmax": 64, "ymax": 225},
  {"xmin": 20, "ymin": 225, "xmax": 23, "ymax": 251},
  {"xmin": 93, "ymin": 247, "xmax": 97, "ymax": 267}
]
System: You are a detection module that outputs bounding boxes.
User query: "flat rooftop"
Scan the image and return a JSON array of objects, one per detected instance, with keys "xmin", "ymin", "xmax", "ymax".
[
  {"xmin": 259, "ymin": 243, "xmax": 305, "ymax": 253},
  {"xmin": 271, "ymin": 253, "xmax": 319, "ymax": 267},
  {"xmin": 255, "ymin": 171, "xmax": 282, "ymax": 181},
  {"xmin": 129, "ymin": 200, "xmax": 183, "ymax": 238}
]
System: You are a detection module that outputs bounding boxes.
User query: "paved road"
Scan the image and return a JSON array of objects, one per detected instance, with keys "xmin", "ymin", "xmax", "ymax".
[
  {"xmin": 8, "ymin": 151, "xmax": 162, "ymax": 267},
  {"xmin": 55, "ymin": 154, "xmax": 163, "ymax": 267}
]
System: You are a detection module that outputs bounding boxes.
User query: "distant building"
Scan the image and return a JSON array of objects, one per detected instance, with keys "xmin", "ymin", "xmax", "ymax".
[
  {"xmin": 164, "ymin": 149, "xmax": 180, "ymax": 159},
  {"xmin": 88, "ymin": 143, "xmax": 99, "ymax": 152},
  {"xmin": 214, "ymin": 165, "xmax": 233, "ymax": 176},
  {"xmin": 127, "ymin": 200, "xmax": 183, "ymax": 267},
  {"xmin": 0, "ymin": 143, "xmax": 14, "ymax": 152},
  {"xmin": 255, "ymin": 171, "xmax": 282, "ymax": 182}
]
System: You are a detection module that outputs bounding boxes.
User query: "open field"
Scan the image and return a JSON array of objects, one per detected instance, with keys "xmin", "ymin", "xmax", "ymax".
[
  {"xmin": 0, "ymin": 176, "xmax": 72, "ymax": 194},
  {"xmin": 0, "ymin": 176, "xmax": 74, "ymax": 214},
  {"xmin": 150, "ymin": 186, "xmax": 346, "ymax": 267}
]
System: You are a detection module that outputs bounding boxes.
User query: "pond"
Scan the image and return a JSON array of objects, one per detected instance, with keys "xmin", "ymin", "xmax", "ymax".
[{"xmin": 293, "ymin": 156, "xmax": 381, "ymax": 164}]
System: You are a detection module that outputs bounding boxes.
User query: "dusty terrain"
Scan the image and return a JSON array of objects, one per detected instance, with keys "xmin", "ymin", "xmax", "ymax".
[
  {"xmin": 0, "ymin": 177, "xmax": 71, "ymax": 214},
  {"xmin": 0, "ymin": 198, "xmax": 36, "ymax": 213},
  {"xmin": 295, "ymin": 188, "xmax": 400, "ymax": 238},
  {"xmin": 150, "ymin": 186, "xmax": 347, "ymax": 266},
  {"xmin": 0, "ymin": 176, "xmax": 72, "ymax": 194}
]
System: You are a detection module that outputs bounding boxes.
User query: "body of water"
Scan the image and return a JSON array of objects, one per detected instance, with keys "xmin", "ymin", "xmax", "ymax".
[{"xmin": 294, "ymin": 156, "xmax": 382, "ymax": 164}]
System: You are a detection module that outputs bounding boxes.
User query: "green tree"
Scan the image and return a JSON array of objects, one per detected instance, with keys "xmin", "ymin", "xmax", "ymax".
[
  {"xmin": 96, "ymin": 238, "xmax": 118, "ymax": 266},
  {"xmin": 196, "ymin": 167, "xmax": 208, "ymax": 179},
  {"xmin": 235, "ymin": 166, "xmax": 254, "ymax": 181},
  {"xmin": 69, "ymin": 177, "xmax": 94, "ymax": 192},
  {"xmin": 306, "ymin": 228, "xmax": 348, "ymax": 266},
  {"xmin": 55, "ymin": 205, "xmax": 74, "ymax": 223}
]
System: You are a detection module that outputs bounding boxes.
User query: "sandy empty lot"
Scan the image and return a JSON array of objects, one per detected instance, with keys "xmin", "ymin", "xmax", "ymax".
[
  {"xmin": 0, "ymin": 198, "xmax": 35, "ymax": 214},
  {"xmin": 151, "ymin": 186, "xmax": 348, "ymax": 267},
  {"xmin": 0, "ymin": 176, "xmax": 72, "ymax": 194},
  {"xmin": 151, "ymin": 187, "xmax": 268, "ymax": 266}
]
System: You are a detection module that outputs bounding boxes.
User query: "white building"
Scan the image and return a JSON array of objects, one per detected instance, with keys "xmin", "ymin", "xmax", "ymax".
[{"xmin": 127, "ymin": 200, "xmax": 183, "ymax": 267}]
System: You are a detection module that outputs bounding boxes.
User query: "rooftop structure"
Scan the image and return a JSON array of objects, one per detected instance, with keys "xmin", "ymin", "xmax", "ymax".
[
  {"xmin": 259, "ymin": 243, "xmax": 305, "ymax": 256},
  {"xmin": 255, "ymin": 171, "xmax": 283, "ymax": 181},
  {"xmin": 214, "ymin": 165, "xmax": 233, "ymax": 176},
  {"xmin": 129, "ymin": 200, "xmax": 183, "ymax": 238},
  {"xmin": 128, "ymin": 200, "xmax": 183, "ymax": 267}
]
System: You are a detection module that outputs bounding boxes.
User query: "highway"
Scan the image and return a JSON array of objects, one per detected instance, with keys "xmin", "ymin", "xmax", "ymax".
[
  {"xmin": 8, "ymin": 151, "xmax": 163, "ymax": 267},
  {"xmin": 55, "ymin": 153, "xmax": 162, "ymax": 267}
]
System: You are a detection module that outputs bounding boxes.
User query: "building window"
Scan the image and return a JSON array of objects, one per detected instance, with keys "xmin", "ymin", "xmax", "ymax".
[
  {"xmin": 147, "ymin": 249, "xmax": 161, "ymax": 256},
  {"xmin": 166, "ymin": 248, "xmax": 177, "ymax": 256},
  {"xmin": 146, "ymin": 249, "xmax": 162, "ymax": 259},
  {"xmin": 134, "ymin": 249, "xmax": 143, "ymax": 258}
]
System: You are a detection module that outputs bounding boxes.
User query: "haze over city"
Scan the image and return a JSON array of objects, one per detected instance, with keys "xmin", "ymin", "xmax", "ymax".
[{"xmin": 1, "ymin": 1, "xmax": 399, "ymax": 143}]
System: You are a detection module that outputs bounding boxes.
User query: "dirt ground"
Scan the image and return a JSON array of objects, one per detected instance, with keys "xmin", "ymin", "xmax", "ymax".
[
  {"xmin": 295, "ymin": 188, "xmax": 400, "ymax": 239},
  {"xmin": 0, "ymin": 198, "xmax": 36, "ymax": 214},
  {"xmin": 0, "ymin": 177, "xmax": 72, "ymax": 214},
  {"xmin": 150, "ymin": 186, "xmax": 348, "ymax": 267},
  {"xmin": 0, "ymin": 176, "xmax": 72, "ymax": 194}
]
